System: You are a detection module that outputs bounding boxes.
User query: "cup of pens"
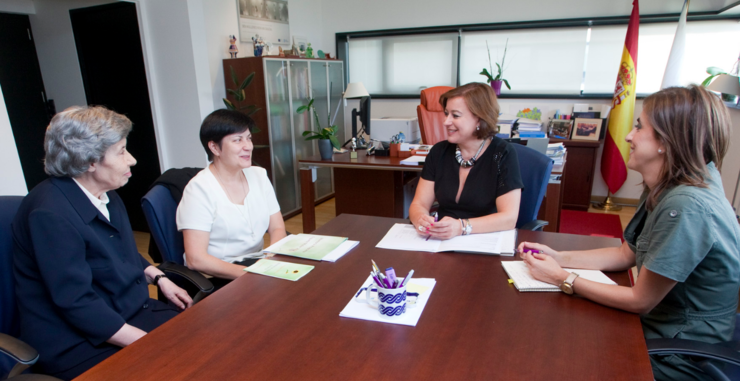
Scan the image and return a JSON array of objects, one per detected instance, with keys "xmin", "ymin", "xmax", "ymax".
[{"xmin": 364, "ymin": 261, "xmax": 415, "ymax": 319}]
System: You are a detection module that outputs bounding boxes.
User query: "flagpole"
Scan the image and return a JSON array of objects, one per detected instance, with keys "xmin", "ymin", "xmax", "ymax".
[{"xmin": 594, "ymin": 194, "xmax": 623, "ymax": 211}]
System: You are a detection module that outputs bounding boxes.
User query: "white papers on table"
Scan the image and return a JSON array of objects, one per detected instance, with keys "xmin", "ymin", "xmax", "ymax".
[
  {"xmin": 339, "ymin": 276, "xmax": 436, "ymax": 326},
  {"xmin": 321, "ymin": 240, "xmax": 359, "ymax": 262},
  {"xmin": 375, "ymin": 223, "xmax": 517, "ymax": 256},
  {"xmin": 264, "ymin": 235, "xmax": 359, "ymax": 262},
  {"xmin": 400, "ymin": 155, "xmax": 426, "ymax": 165},
  {"xmin": 501, "ymin": 261, "xmax": 617, "ymax": 292}
]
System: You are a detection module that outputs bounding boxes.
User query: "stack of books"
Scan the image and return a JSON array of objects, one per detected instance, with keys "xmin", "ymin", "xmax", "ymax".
[
  {"xmin": 547, "ymin": 143, "xmax": 566, "ymax": 166},
  {"xmin": 497, "ymin": 114, "xmax": 517, "ymax": 139},
  {"xmin": 516, "ymin": 118, "xmax": 545, "ymax": 138}
]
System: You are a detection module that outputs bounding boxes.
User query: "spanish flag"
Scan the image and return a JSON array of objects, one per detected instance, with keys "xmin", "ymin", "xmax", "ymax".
[{"xmin": 601, "ymin": 0, "xmax": 639, "ymax": 194}]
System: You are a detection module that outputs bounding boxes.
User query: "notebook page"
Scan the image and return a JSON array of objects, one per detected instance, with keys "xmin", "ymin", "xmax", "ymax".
[
  {"xmin": 502, "ymin": 261, "xmax": 617, "ymax": 292},
  {"xmin": 375, "ymin": 224, "xmax": 441, "ymax": 252}
]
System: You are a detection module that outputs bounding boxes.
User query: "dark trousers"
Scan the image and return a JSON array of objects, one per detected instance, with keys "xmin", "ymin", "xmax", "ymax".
[{"xmin": 49, "ymin": 298, "xmax": 179, "ymax": 380}]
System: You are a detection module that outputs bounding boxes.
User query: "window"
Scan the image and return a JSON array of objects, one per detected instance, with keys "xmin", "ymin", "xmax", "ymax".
[
  {"xmin": 341, "ymin": 16, "xmax": 740, "ymax": 98},
  {"xmin": 348, "ymin": 33, "xmax": 458, "ymax": 95}
]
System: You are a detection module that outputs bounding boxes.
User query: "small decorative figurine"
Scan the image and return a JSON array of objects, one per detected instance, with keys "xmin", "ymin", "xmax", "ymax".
[
  {"xmin": 252, "ymin": 34, "xmax": 266, "ymax": 57},
  {"xmin": 228, "ymin": 35, "xmax": 238, "ymax": 58},
  {"xmin": 317, "ymin": 50, "xmax": 325, "ymax": 59},
  {"xmin": 305, "ymin": 43, "xmax": 314, "ymax": 58},
  {"xmin": 278, "ymin": 46, "xmax": 285, "ymax": 57},
  {"xmin": 350, "ymin": 137, "xmax": 358, "ymax": 159}
]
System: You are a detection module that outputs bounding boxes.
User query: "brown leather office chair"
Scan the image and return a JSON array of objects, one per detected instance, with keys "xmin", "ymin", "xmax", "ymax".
[{"xmin": 416, "ymin": 86, "xmax": 454, "ymax": 145}]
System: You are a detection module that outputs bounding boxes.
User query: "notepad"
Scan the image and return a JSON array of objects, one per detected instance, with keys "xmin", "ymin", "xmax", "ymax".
[
  {"xmin": 376, "ymin": 223, "xmax": 517, "ymax": 256},
  {"xmin": 264, "ymin": 234, "xmax": 349, "ymax": 261},
  {"xmin": 245, "ymin": 259, "xmax": 314, "ymax": 281},
  {"xmin": 400, "ymin": 155, "xmax": 426, "ymax": 165},
  {"xmin": 501, "ymin": 261, "xmax": 616, "ymax": 292}
]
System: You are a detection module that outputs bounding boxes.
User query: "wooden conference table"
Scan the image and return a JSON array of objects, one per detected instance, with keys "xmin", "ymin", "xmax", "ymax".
[
  {"xmin": 76, "ymin": 215, "xmax": 652, "ymax": 380},
  {"xmin": 299, "ymin": 152, "xmax": 566, "ymax": 233}
]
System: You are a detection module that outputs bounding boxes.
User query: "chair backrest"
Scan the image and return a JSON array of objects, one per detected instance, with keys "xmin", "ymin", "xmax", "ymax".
[
  {"xmin": 0, "ymin": 196, "xmax": 24, "ymax": 338},
  {"xmin": 141, "ymin": 185, "xmax": 185, "ymax": 265},
  {"xmin": 511, "ymin": 144, "xmax": 553, "ymax": 229},
  {"xmin": 417, "ymin": 86, "xmax": 454, "ymax": 145}
]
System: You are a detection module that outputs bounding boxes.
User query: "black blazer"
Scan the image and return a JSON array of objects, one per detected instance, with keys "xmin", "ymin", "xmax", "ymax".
[{"xmin": 12, "ymin": 177, "xmax": 151, "ymax": 374}]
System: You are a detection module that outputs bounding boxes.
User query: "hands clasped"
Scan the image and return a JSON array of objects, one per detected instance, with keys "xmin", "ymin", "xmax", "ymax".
[{"xmin": 414, "ymin": 216, "xmax": 463, "ymax": 240}]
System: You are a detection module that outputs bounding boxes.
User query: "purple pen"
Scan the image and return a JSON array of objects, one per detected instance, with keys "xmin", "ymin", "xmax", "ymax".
[{"xmin": 386, "ymin": 267, "xmax": 397, "ymax": 287}]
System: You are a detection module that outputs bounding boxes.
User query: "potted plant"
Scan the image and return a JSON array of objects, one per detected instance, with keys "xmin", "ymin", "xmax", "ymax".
[
  {"xmin": 297, "ymin": 98, "xmax": 340, "ymax": 160},
  {"xmin": 480, "ymin": 39, "xmax": 511, "ymax": 96},
  {"xmin": 223, "ymin": 66, "xmax": 261, "ymax": 133},
  {"xmin": 702, "ymin": 66, "xmax": 740, "ymax": 103}
]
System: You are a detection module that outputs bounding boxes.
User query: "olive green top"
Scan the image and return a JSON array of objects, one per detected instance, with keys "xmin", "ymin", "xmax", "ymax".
[{"xmin": 623, "ymin": 162, "xmax": 740, "ymax": 380}]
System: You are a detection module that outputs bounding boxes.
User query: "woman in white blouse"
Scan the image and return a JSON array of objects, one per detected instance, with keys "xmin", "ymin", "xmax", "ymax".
[{"xmin": 176, "ymin": 110, "xmax": 286, "ymax": 284}]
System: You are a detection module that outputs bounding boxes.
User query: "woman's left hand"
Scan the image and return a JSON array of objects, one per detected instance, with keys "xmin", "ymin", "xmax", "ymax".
[
  {"xmin": 521, "ymin": 250, "xmax": 570, "ymax": 286},
  {"xmin": 158, "ymin": 278, "xmax": 193, "ymax": 310},
  {"xmin": 427, "ymin": 217, "xmax": 463, "ymax": 240}
]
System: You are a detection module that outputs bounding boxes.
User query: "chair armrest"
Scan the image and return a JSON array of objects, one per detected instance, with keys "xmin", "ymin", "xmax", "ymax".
[
  {"xmin": 0, "ymin": 333, "xmax": 38, "ymax": 366},
  {"xmin": 646, "ymin": 338, "xmax": 740, "ymax": 367},
  {"xmin": 157, "ymin": 262, "xmax": 214, "ymax": 294},
  {"xmin": 519, "ymin": 220, "xmax": 549, "ymax": 231}
]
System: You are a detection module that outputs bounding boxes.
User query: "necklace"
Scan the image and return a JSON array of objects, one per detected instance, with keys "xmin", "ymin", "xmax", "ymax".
[
  {"xmin": 455, "ymin": 138, "xmax": 488, "ymax": 168},
  {"xmin": 212, "ymin": 163, "xmax": 247, "ymax": 204}
]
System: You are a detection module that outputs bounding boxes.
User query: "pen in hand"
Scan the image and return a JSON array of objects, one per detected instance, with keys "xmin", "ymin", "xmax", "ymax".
[{"xmin": 425, "ymin": 212, "xmax": 438, "ymax": 241}]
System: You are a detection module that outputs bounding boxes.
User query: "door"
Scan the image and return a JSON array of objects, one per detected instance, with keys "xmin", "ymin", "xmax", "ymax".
[
  {"xmin": 0, "ymin": 13, "xmax": 51, "ymax": 191},
  {"xmin": 70, "ymin": 2, "xmax": 161, "ymax": 231},
  {"xmin": 265, "ymin": 59, "xmax": 298, "ymax": 214}
]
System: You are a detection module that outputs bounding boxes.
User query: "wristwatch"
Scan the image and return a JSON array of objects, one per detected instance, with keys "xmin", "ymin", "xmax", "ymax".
[
  {"xmin": 559, "ymin": 272, "xmax": 579, "ymax": 294},
  {"xmin": 153, "ymin": 274, "xmax": 168, "ymax": 287},
  {"xmin": 463, "ymin": 219, "xmax": 472, "ymax": 235}
]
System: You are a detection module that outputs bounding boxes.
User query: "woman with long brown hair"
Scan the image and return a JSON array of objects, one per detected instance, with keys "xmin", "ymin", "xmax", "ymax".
[
  {"xmin": 519, "ymin": 85, "xmax": 740, "ymax": 380},
  {"xmin": 409, "ymin": 82, "xmax": 523, "ymax": 239}
]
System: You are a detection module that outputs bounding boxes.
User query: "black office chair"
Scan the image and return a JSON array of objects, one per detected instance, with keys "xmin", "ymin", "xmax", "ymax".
[
  {"xmin": 646, "ymin": 317, "xmax": 740, "ymax": 381},
  {"xmin": 142, "ymin": 185, "xmax": 214, "ymax": 302},
  {"xmin": 511, "ymin": 144, "xmax": 553, "ymax": 231}
]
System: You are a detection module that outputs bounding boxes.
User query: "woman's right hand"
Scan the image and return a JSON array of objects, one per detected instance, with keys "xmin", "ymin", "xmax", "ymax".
[
  {"xmin": 413, "ymin": 214, "xmax": 436, "ymax": 236},
  {"xmin": 517, "ymin": 241, "xmax": 563, "ymax": 264}
]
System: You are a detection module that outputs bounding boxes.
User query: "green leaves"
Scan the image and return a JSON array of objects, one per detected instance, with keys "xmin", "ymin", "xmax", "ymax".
[
  {"xmin": 480, "ymin": 68, "xmax": 493, "ymax": 83},
  {"xmin": 239, "ymin": 72, "xmax": 254, "ymax": 90},
  {"xmin": 503, "ymin": 79, "xmax": 511, "ymax": 90},
  {"xmin": 297, "ymin": 98, "xmax": 339, "ymax": 145},
  {"xmin": 482, "ymin": 39, "xmax": 511, "ymax": 90},
  {"xmin": 230, "ymin": 66, "xmax": 239, "ymax": 86},
  {"xmin": 495, "ymin": 63, "xmax": 503, "ymax": 80},
  {"xmin": 223, "ymin": 98, "xmax": 235, "ymax": 110}
]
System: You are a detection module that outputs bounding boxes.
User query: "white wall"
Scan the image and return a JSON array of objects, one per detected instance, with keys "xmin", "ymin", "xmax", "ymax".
[
  {"xmin": 0, "ymin": 0, "xmax": 35, "ymax": 14},
  {"xmin": 0, "ymin": 85, "xmax": 28, "ymax": 196}
]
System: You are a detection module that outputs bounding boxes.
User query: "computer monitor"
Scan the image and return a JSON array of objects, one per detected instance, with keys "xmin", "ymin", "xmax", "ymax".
[{"xmin": 349, "ymin": 95, "xmax": 371, "ymax": 148}]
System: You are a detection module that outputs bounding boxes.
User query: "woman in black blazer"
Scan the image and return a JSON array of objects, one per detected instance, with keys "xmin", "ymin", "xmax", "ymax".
[{"xmin": 12, "ymin": 106, "xmax": 192, "ymax": 380}]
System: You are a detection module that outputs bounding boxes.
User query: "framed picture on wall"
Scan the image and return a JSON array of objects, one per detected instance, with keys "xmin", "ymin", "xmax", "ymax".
[{"xmin": 571, "ymin": 118, "xmax": 603, "ymax": 141}]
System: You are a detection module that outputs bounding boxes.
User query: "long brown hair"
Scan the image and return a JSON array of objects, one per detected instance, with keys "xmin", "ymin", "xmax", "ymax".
[
  {"xmin": 439, "ymin": 83, "xmax": 500, "ymax": 139},
  {"xmin": 642, "ymin": 85, "xmax": 731, "ymax": 210}
]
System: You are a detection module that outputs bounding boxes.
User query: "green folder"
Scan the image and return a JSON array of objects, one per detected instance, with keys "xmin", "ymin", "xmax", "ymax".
[
  {"xmin": 267, "ymin": 234, "xmax": 348, "ymax": 261},
  {"xmin": 245, "ymin": 259, "xmax": 314, "ymax": 281}
]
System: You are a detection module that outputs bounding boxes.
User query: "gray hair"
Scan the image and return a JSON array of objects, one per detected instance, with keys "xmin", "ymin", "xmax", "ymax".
[{"xmin": 44, "ymin": 106, "xmax": 132, "ymax": 177}]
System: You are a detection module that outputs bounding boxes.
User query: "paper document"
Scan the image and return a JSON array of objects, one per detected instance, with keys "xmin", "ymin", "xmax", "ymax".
[
  {"xmin": 501, "ymin": 261, "xmax": 616, "ymax": 292},
  {"xmin": 264, "ymin": 234, "xmax": 348, "ymax": 261},
  {"xmin": 400, "ymin": 155, "xmax": 426, "ymax": 165},
  {"xmin": 376, "ymin": 223, "xmax": 517, "ymax": 256},
  {"xmin": 339, "ymin": 276, "xmax": 436, "ymax": 326},
  {"xmin": 245, "ymin": 259, "xmax": 314, "ymax": 281},
  {"xmin": 321, "ymin": 240, "xmax": 360, "ymax": 262}
]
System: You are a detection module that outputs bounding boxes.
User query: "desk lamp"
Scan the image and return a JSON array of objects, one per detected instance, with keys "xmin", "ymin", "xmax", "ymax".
[
  {"xmin": 344, "ymin": 82, "xmax": 371, "ymax": 149},
  {"xmin": 706, "ymin": 74, "xmax": 740, "ymax": 209}
]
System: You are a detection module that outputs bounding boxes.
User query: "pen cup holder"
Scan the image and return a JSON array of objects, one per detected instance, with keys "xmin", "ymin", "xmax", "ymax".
[
  {"xmin": 389, "ymin": 143, "xmax": 400, "ymax": 157},
  {"xmin": 357, "ymin": 280, "xmax": 418, "ymax": 320}
]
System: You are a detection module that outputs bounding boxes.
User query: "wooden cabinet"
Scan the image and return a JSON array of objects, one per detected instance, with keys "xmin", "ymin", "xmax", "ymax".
[
  {"xmin": 223, "ymin": 57, "xmax": 345, "ymax": 218},
  {"xmin": 560, "ymin": 140, "xmax": 601, "ymax": 211}
]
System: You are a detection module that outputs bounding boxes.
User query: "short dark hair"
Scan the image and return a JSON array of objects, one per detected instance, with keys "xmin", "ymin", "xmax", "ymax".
[{"xmin": 200, "ymin": 109, "xmax": 255, "ymax": 161}]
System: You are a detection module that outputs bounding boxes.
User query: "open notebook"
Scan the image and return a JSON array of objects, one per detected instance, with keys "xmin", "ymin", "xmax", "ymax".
[
  {"xmin": 501, "ymin": 261, "xmax": 616, "ymax": 292},
  {"xmin": 376, "ymin": 223, "xmax": 516, "ymax": 256}
]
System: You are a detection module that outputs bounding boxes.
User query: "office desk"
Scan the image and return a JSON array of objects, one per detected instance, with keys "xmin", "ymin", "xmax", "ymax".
[
  {"xmin": 300, "ymin": 152, "xmax": 566, "ymax": 234},
  {"xmin": 299, "ymin": 153, "xmax": 423, "ymax": 233},
  {"xmin": 76, "ymin": 215, "xmax": 652, "ymax": 381}
]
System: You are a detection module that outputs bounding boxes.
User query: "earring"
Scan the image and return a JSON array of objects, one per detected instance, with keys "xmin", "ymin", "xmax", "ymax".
[
  {"xmin": 476, "ymin": 125, "xmax": 480, "ymax": 131},
  {"xmin": 658, "ymin": 149, "xmax": 663, "ymax": 153}
]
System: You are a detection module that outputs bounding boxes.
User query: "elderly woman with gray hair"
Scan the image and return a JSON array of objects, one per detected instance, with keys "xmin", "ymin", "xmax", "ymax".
[{"xmin": 12, "ymin": 106, "xmax": 192, "ymax": 380}]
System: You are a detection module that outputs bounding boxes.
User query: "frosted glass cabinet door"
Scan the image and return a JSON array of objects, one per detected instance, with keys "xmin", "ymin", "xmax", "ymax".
[
  {"xmin": 328, "ymin": 61, "xmax": 345, "ymax": 145},
  {"xmin": 265, "ymin": 60, "xmax": 298, "ymax": 214},
  {"xmin": 290, "ymin": 61, "xmax": 312, "ymax": 208},
  {"xmin": 309, "ymin": 61, "xmax": 333, "ymax": 199}
]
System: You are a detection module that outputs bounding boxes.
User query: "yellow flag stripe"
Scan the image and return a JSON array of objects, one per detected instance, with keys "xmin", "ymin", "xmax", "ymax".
[{"xmin": 606, "ymin": 48, "xmax": 637, "ymax": 165}]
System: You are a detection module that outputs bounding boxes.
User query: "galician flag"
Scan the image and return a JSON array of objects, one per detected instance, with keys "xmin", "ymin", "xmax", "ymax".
[
  {"xmin": 601, "ymin": 0, "xmax": 639, "ymax": 194},
  {"xmin": 661, "ymin": 0, "xmax": 689, "ymax": 88}
]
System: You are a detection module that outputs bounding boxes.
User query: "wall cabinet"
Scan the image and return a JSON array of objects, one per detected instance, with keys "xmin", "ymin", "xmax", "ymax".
[
  {"xmin": 223, "ymin": 57, "xmax": 345, "ymax": 217},
  {"xmin": 560, "ymin": 140, "xmax": 601, "ymax": 211}
]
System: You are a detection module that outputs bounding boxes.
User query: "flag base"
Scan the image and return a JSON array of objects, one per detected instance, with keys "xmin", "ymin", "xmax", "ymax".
[{"xmin": 594, "ymin": 196, "xmax": 623, "ymax": 211}]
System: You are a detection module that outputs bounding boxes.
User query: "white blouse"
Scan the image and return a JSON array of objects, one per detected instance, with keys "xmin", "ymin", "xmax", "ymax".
[{"xmin": 176, "ymin": 166, "xmax": 281, "ymax": 264}]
